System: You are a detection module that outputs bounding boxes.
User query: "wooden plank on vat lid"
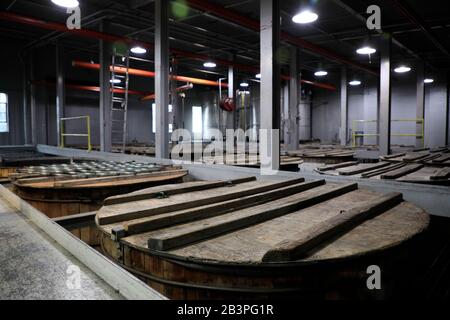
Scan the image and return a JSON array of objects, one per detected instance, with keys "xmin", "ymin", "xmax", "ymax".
[
  {"xmin": 316, "ymin": 161, "xmax": 359, "ymax": 172},
  {"xmin": 98, "ymin": 178, "xmax": 307, "ymax": 225},
  {"xmin": 103, "ymin": 177, "xmax": 256, "ymax": 206},
  {"xmin": 124, "ymin": 180, "xmax": 326, "ymax": 236},
  {"xmin": 431, "ymin": 154, "xmax": 450, "ymax": 163},
  {"xmin": 337, "ymin": 162, "xmax": 390, "ymax": 176},
  {"xmin": 146, "ymin": 183, "xmax": 358, "ymax": 251},
  {"xmin": 430, "ymin": 168, "xmax": 450, "ymax": 180},
  {"xmin": 261, "ymin": 192, "xmax": 403, "ymax": 262},
  {"xmin": 53, "ymin": 169, "xmax": 188, "ymax": 188},
  {"xmin": 360, "ymin": 163, "xmax": 406, "ymax": 178},
  {"xmin": 403, "ymin": 153, "xmax": 429, "ymax": 163},
  {"xmin": 380, "ymin": 164, "xmax": 424, "ymax": 180}
]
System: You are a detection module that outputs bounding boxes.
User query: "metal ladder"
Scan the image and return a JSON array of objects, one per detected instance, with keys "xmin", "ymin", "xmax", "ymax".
[{"xmin": 110, "ymin": 52, "xmax": 130, "ymax": 153}]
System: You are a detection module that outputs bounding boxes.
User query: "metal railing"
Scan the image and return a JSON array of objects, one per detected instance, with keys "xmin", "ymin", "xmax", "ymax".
[
  {"xmin": 352, "ymin": 118, "xmax": 424, "ymax": 147},
  {"xmin": 60, "ymin": 116, "xmax": 92, "ymax": 152}
]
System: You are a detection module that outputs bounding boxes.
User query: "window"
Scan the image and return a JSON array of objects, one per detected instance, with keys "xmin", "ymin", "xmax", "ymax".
[
  {"xmin": 152, "ymin": 103, "xmax": 173, "ymax": 134},
  {"xmin": 192, "ymin": 106, "xmax": 203, "ymax": 139},
  {"xmin": 0, "ymin": 93, "xmax": 8, "ymax": 133}
]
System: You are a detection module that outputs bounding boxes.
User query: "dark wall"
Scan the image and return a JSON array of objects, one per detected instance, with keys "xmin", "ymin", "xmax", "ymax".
[{"xmin": 0, "ymin": 38, "xmax": 26, "ymax": 145}]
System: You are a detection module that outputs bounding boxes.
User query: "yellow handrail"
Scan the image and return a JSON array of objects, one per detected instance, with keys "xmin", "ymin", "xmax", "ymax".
[
  {"xmin": 352, "ymin": 118, "xmax": 424, "ymax": 148},
  {"xmin": 60, "ymin": 115, "xmax": 92, "ymax": 152}
]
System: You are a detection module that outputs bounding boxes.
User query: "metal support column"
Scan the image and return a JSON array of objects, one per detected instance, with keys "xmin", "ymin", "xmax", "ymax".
[
  {"xmin": 228, "ymin": 64, "xmax": 235, "ymax": 131},
  {"xmin": 446, "ymin": 72, "xmax": 450, "ymax": 146},
  {"xmin": 260, "ymin": 0, "xmax": 281, "ymax": 172},
  {"xmin": 29, "ymin": 51, "xmax": 36, "ymax": 146},
  {"xmin": 99, "ymin": 21, "xmax": 112, "ymax": 152},
  {"xmin": 289, "ymin": 46, "xmax": 299, "ymax": 151},
  {"xmin": 416, "ymin": 62, "xmax": 425, "ymax": 147},
  {"xmin": 379, "ymin": 34, "xmax": 392, "ymax": 155},
  {"xmin": 155, "ymin": 0, "xmax": 170, "ymax": 159},
  {"xmin": 56, "ymin": 44, "xmax": 65, "ymax": 147},
  {"xmin": 340, "ymin": 67, "xmax": 348, "ymax": 146},
  {"xmin": 283, "ymin": 84, "xmax": 289, "ymax": 146}
]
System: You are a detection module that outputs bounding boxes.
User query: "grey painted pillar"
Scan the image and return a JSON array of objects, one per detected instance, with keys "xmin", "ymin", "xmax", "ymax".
[
  {"xmin": 340, "ymin": 67, "xmax": 348, "ymax": 146},
  {"xmin": 446, "ymin": 72, "xmax": 450, "ymax": 146},
  {"xmin": 170, "ymin": 57, "xmax": 178, "ymax": 131},
  {"xmin": 99, "ymin": 21, "xmax": 112, "ymax": 152},
  {"xmin": 29, "ymin": 51, "xmax": 36, "ymax": 146},
  {"xmin": 289, "ymin": 46, "xmax": 299, "ymax": 151},
  {"xmin": 56, "ymin": 44, "xmax": 65, "ymax": 147},
  {"xmin": 260, "ymin": 0, "xmax": 281, "ymax": 172},
  {"xmin": 21, "ymin": 53, "xmax": 29, "ymax": 145},
  {"xmin": 283, "ymin": 84, "xmax": 289, "ymax": 145},
  {"xmin": 227, "ymin": 64, "xmax": 234, "ymax": 130},
  {"xmin": 379, "ymin": 34, "xmax": 392, "ymax": 155},
  {"xmin": 416, "ymin": 62, "xmax": 425, "ymax": 147},
  {"xmin": 155, "ymin": 0, "xmax": 170, "ymax": 159}
]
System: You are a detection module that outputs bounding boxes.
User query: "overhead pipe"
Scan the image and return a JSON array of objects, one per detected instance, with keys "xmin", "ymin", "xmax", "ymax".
[
  {"xmin": 185, "ymin": 0, "xmax": 378, "ymax": 76},
  {"xmin": 72, "ymin": 60, "xmax": 228, "ymax": 88},
  {"xmin": 141, "ymin": 83, "xmax": 194, "ymax": 101},
  {"xmin": 73, "ymin": 60, "xmax": 336, "ymax": 91},
  {"xmin": 0, "ymin": 11, "xmax": 255, "ymax": 72},
  {"xmin": 32, "ymin": 80, "xmax": 150, "ymax": 96},
  {"xmin": 2, "ymin": 11, "xmax": 336, "ymax": 91}
]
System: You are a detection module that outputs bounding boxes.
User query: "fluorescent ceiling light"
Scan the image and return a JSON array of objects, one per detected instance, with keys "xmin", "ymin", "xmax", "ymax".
[
  {"xmin": 356, "ymin": 46, "xmax": 376, "ymax": 55},
  {"xmin": 292, "ymin": 10, "xmax": 318, "ymax": 24},
  {"xmin": 51, "ymin": 0, "xmax": 79, "ymax": 8},
  {"xmin": 130, "ymin": 46, "xmax": 147, "ymax": 54},
  {"xmin": 424, "ymin": 78, "xmax": 434, "ymax": 84},
  {"xmin": 314, "ymin": 70, "xmax": 328, "ymax": 77},
  {"xmin": 349, "ymin": 80, "xmax": 362, "ymax": 86},
  {"xmin": 394, "ymin": 66, "xmax": 411, "ymax": 73},
  {"xmin": 203, "ymin": 62, "xmax": 217, "ymax": 68},
  {"xmin": 240, "ymin": 82, "xmax": 249, "ymax": 87},
  {"xmin": 110, "ymin": 79, "xmax": 121, "ymax": 84},
  {"xmin": 255, "ymin": 73, "xmax": 261, "ymax": 79}
]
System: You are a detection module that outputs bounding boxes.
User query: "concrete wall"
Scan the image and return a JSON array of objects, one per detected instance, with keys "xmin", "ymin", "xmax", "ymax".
[
  {"xmin": 312, "ymin": 71, "xmax": 449, "ymax": 147},
  {"xmin": 0, "ymin": 39, "xmax": 27, "ymax": 145}
]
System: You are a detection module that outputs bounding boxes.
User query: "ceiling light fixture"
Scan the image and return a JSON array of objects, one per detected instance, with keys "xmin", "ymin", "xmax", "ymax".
[
  {"xmin": 203, "ymin": 61, "xmax": 217, "ymax": 68},
  {"xmin": 110, "ymin": 79, "xmax": 121, "ymax": 84},
  {"xmin": 240, "ymin": 82, "xmax": 249, "ymax": 87},
  {"xmin": 424, "ymin": 78, "xmax": 434, "ymax": 84},
  {"xmin": 51, "ymin": 0, "xmax": 79, "ymax": 8},
  {"xmin": 394, "ymin": 66, "xmax": 412, "ymax": 73},
  {"xmin": 255, "ymin": 73, "xmax": 261, "ymax": 79},
  {"xmin": 356, "ymin": 46, "xmax": 377, "ymax": 55},
  {"xmin": 349, "ymin": 80, "xmax": 362, "ymax": 86},
  {"xmin": 314, "ymin": 70, "xmax": 328, "ymax": 77},
  {"xmin": 130, "ymin": 46, "xmax": 147, "ymax": 54},
  {"xmin": 292, "ymin": 10, "xmax": 319, "ymax": 24}
]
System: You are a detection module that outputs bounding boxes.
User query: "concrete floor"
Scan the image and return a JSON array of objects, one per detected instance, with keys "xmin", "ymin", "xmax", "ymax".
[{"xmin": 0, "ymin": 196, "xmax": 124, "ymax": 300}]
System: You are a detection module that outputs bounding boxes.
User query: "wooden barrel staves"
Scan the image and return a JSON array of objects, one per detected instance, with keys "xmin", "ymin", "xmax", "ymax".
[
  {"xmin": 13, "ymin": 167, "xmax": 188, "ymax": 246},
  {"xmin": 96, "ymin": 176, "xmax": 430, "ymax": 299}
]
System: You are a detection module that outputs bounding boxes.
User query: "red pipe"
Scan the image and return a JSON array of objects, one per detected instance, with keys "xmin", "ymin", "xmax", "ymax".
[
  {"xmin": 2, "ymin": 11, "xmax": 336, "ymax": 90},
  {"xmin": 74, "ymin": 60, "xmax": 336, "ymax": 91},
  {"xmin": 0, "ymin": 11, "xmax": 253, "ymax": 72},
  {"xmin": 185, "ymin": 0, "xmax": 378, "ymax": 76},
  {"xmin": 32, "ymin": 80, "xmax": 149, "ymax": 96},
  {"xmin": 141, "ymin": 83, "xmax": 194, "ymax": 101},
  {"xmin": 72, "ymin": 60, "xmax": 228, "ymax": 88}
]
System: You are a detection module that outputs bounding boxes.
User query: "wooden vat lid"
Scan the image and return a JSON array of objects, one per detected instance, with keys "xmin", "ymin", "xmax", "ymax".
[
  {"xmin": 96, "ymin": 177, "xmax": 429, "ymax": 265},
  {"xmin": 13, "ymin": 169, "xmax": 188, "ymax": 190}
]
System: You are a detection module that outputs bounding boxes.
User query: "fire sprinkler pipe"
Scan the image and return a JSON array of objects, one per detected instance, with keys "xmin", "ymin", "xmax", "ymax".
[
  {"xmin": 0, "ymin": 10, "xmax": 373, "ymax": 80},
  {"xmin": 72, "ymin": 60, "xmax": 228, "ymax": 88},
  {"xmin": 32, "ymin": 80, "xmax": 149, "ymax": 96},
  {"xmin": 73, "ymin": 60, "xmax": 336, "ymax": 91},
  {"xmin": 141, "ymin": 83, "xmax": 194, "ymax": 101}
]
